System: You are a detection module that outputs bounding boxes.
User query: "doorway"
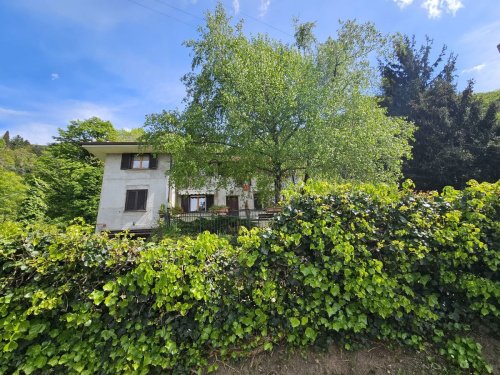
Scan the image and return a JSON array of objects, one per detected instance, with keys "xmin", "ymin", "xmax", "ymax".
[{"xmin": 226, "ymin": 196, "xmax": 239, "ymax": 216}]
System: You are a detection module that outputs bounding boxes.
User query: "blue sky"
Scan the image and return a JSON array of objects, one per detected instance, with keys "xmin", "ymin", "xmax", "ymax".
[{"xmin": 0, "ymin": 0, "xmax": 499, "ymax": 144}]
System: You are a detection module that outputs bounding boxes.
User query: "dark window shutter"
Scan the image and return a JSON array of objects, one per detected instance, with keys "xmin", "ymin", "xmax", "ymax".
[
  {"xmin": 125, "ymin": 190, "xmax": 134, "ymax": 210},
  {"xmin": 149, "ymin": 154, "xmax": 158, "ymax": 169},
  {"xmin": 137, "ymin": 190, "xmax": 147, "ymax": 210},
  {"xmin": 121, "ymin": 154, "xmax": 132, "ymax": 169},
  {"xmin": 206, "ymin": 194, "xmax": 214, "ymax": 209},
  {"xmin": 181, "ymin": 196, "xmax": 189, "ymax": 212}
]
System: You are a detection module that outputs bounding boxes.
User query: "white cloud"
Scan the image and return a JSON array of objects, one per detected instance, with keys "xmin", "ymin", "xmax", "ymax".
[
  {"xmin": 10, "ymin": 0, "xmax": 147, "ymax": 31},
  {"xmin": 0, "ymin": 97, "xmax": 144, "ymax": 145},
  {"xmin": 393, "ymin": 0, "xmax": 414, "ymax": 9},
  {"xmin": 444, "ymin": 0, "xmax": 463, "ymax": 15},
  {"xmin": 0, "ymin": 107, "xmax": 29, "ymax": 118},
  {"xmin": 232, "ymin": 0, "xmax": 240, "ymax": 14},
  {"xmin": 259, "ymin": 0, "xmax": 271, "ymax": 18},
  {"xmin": 421, "ymin": 0, "xmax": 442, "ymax": 18},
  {"xmin": 461, "ymin": 64, "xmax": 486, "ymax": 74},
  {"xmin": 9, "ymin": 122, "xmax": 57, "ymax": 145},
  {"xmin": 393, "ymin": 0, "xmax": 464, "ymax": 18},
  {"xmin": 51, "ymin": 73, "xmax": 60, "ymax": 80},
  {"xmin": 461, "ymin": 21, "xmax": 500, "ymax": 44},
  {"xmin": 422, "ymin": 0, "xmax": 463, "ymax": 18},
  {"xmin": 457, "ymin": 20, "xmax": 500, "ymax": 91}
]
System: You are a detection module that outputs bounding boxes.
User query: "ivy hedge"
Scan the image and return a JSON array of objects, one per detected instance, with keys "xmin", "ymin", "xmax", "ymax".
[{"xmin": 0, "ymin": 180, "xmax": 498, "ymax": 374}]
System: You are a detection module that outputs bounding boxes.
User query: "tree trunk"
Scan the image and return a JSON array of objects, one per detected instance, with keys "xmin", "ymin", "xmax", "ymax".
[{"xmin": 273, "ymin": 164, "xmax": 282, "ymax": 205}]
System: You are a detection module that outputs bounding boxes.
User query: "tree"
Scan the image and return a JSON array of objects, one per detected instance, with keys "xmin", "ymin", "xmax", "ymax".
[
  {"xmin": 0, "ymin": 167, "xmax": 27, "ymax": 222},
  {"xmin": 17, "ymin": 176, "xmax": 48, "ymax": 223},
  {"xmin": 51, "ymin": 117, "xmax": 116, "ymax": 163},
  {"xmin": 145, "ymin": 5, "xmax": 414, "ymax": 202},
  {"xmin": 0, "ymin": 137, "xmax": 38, "ymax": 175},
  {"xmin": 33, "ymin": 156, "xmax": 103, "ymax": 223},
  {"xmin": 380, "ymin": 36, "xmax": 499, "ymax": 190},
  {"xmin": 27, "ymin": 117, "xmax": 117, "ymax": 224},
  {"xmin": 380, "ymin": 35, "xmax": 456, "ymax": 117}
]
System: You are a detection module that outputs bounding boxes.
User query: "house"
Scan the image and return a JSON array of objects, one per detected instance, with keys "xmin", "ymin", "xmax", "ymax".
[{"xmin": 82, "ymin": 142, "xmax": 262, "ymax": 233}]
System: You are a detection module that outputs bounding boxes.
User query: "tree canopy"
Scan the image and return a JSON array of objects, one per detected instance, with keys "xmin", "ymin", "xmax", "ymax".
[
  {"xmin": 144, "ymin": 5, "xmax": 414, "ymax": 202},
  {"xmin": 0, "ymin": 168, "xmax": 26, "ymax": 222},
  {"xmin": 19, "ymin": 117, "xmax": 118, "ymax": 224},
  {"xmin": 380, "ymin": 36, "xmax": 499, "ymax": 190}
]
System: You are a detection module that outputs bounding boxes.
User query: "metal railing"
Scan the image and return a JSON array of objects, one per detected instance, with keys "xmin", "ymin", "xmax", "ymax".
[{"xmin": 163, "ymin": 209, "xmax": 277, "ymax": 235}]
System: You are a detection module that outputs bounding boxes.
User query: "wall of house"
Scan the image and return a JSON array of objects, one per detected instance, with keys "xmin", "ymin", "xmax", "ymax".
[
  {"xmin": 176, "ymin": 180, "xmax": 257, "ymax": 211},
  {"xmin": 95, "ymin": 154, "xmax": 172, "ymax": 232}
]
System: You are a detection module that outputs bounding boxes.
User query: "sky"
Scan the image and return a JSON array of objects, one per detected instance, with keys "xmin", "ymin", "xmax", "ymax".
[{"xmin": 0, "ymin": 0, "xmax": 499, "ymax": 145}]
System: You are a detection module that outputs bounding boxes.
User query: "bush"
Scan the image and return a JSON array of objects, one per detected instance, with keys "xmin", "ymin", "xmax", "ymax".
[{"xmin": 0, "ymin": 180, "xmax": 498, "ymax": 374}]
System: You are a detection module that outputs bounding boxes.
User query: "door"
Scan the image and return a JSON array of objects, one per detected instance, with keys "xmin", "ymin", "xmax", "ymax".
[{"xmin": 226, "ymin": 196, "xmax": 239, "ymax": 216}]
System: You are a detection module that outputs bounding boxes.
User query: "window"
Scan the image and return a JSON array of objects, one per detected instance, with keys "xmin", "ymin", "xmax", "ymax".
[
  {"xmin": 132, "ymin": 154, "xmax": 149, "ymax": 169},
  {"xmin": 253, "ymin": 193, "xmax": 263, "ymax": 210},
  {"xmin": 180, "ymin": 194, "xmax": 214, "ymax": 212},
  {"xmin": 125, "ymin": 189, "xmax": 148, "ymax": 211},
  {"xmin": 190, "ymin": 196, "xmax": 206, "ymax": 212},
  {"xmin": 121, "ymin": 154, "xmax": 158, "ymax": 170}
]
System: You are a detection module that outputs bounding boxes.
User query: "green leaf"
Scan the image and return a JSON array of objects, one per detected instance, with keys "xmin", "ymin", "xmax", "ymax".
[{"xmin": 290, "ymin": 317, "xmax": 300, "ymax": 328}]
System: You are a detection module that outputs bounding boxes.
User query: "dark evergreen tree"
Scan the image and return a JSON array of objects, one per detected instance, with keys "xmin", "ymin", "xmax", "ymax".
[{"xmin": 380, "ymin": 36, "xmax": 499, "ymax": 190}]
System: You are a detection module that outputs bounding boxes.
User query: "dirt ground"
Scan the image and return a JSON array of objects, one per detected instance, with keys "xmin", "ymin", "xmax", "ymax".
[{"xmin": 215, "ymin": 335, "xmax": 500, "ymax": 375}]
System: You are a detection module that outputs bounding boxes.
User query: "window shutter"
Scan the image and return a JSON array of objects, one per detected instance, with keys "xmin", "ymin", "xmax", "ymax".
[
  {"xmin": 121, "ymin": 154, "xmax": 132, "ymax": 169},
  {"xmin": 137, "ymin": 190, "xmax": 148, "ymax": 210},
  {"xmin": 125, "ymin": 190, "xmax": 134, "ymax": 210},
  {"xmin": 149, "ymin": 154, "xmax": 158, "ymax": 169},
  {"xmin": 181, "ymin": 196, "xmax": 189, "ymax": 212},
  {"xmin": 206, "ymin": 194, "xmax": 214, "ymax": 209}
]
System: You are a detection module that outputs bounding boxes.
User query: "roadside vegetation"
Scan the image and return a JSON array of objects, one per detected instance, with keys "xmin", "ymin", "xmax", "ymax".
[{"xmin": 1, "ymin": 180, "xmax": 498, "ymax": 374}]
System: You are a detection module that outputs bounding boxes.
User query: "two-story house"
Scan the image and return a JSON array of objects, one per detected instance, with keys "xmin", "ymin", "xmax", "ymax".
[{"xmin": 82, "ymin": 142, "xmax": 261, "ymax": 234}]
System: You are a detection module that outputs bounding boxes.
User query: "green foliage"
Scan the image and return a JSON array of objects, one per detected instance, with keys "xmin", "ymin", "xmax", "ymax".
[
  {"xmin": 1, "ymin": 180, "xmax": 498, "ymax": 373},
  {"xmin": 51, "ymin": 117, "xmax": 116, "ymax": 163},
  {"xmin": 0, "ymin": 137, "xmax": 39, "ymax": 175},
  {"xmin": 17, "ymin": 176, "xmax": 48, "ymax": 223},
  {"xmin": 441, "ymin": 337, "xmax": 493, "ymax": 373},
  {"xmin": 24, "ymin": 117, "xmax": 116, "ymax": 224},
  {"xmin": 380, "ymin": 36, "xmax": 499, "ymax": 189},
  {"xmin": 475, "ymin": 89, "xmax": 500, "ymax": 114},
  {"xmin": 0, "ymin": 167, "xmax": 27, "ymax": 221},
  {"xmin": 33, "ymin": 154, "xmax": 103, "ymax": 224},
  {"xmin": 145, "ymin": 5, "xmax": 414, "ymax": 202}
]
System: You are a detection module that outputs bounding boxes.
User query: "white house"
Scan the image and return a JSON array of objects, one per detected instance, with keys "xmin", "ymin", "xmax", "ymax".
[{"xmin": 82, "ymin": 142, "xmax": 263, "ymax": 233}]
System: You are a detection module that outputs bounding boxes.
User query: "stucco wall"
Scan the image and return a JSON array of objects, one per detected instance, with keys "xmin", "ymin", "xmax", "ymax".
[
  {"xmin": 96, "ymin": 154, "xmax": 171, "ymax": 232},
  {"xmin": 177, "ymin": 179, "xmax": 257, "ymax": 210}
]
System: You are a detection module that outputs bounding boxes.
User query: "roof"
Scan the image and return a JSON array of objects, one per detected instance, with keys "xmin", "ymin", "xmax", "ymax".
[{"xmin": 81, "ymin": 142, "xmax": 165, "ymax": 161}]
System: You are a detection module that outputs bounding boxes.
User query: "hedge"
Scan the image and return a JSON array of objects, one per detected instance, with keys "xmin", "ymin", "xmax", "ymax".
[{"xmin": 0, "ymin": 180, "xmax": 498, "ymax": 374}]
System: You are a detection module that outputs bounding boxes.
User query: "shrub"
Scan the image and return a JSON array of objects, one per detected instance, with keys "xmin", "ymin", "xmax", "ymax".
[{"xmin": 0, "ymin": 180, "xmax": 498, "ymax": 374}]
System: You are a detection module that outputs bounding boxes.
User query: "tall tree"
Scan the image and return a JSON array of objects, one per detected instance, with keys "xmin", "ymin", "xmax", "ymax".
[
  {"xmin": 380, "ymin": 35, "xmax": 456, "ymax": 117},
  {"xmin": 380, "ymin": 36, "xmax": 499, "ymax": 190},
  {"xmin": 145, "ymin": 5, "xmax": 414, "ymax": 202},
  {"xmin": 51, "ymin": 117, "xmax": 116, "ymax": 163},
  {"xmin": 17, "ymin": 176, "xmax": 48, "ymax": 223},
  {"xmin": 27, "ymin": 117, "xmax": 116, "ymax": 224}
]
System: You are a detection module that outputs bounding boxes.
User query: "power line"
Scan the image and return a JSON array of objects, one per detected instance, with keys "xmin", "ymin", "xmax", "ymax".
[
  {"xmin": 127, "ymin": 0, "xmax": 293, "ymax": 40},
  {"xmin": 153, "ymin": 0, "xmax": 203, "ymax": 21},
  {"xmin": 240, "ymin": 11, "xmax": 293, "ymax": 38},
  {"xmin": 125, "ymin": 0, "xmax": 196, "ymax": 28}
]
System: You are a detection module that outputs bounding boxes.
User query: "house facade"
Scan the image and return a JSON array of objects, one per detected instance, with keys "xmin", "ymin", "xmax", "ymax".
[{"xmin": 82, "ymin": 142, "xmax": 262, "ymax": 233}]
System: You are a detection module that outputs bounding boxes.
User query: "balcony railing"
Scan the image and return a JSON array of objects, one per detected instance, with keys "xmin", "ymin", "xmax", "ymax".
[{"xmin": 163, "ymin": 209, "xmax": 278, "ymax": 235}]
